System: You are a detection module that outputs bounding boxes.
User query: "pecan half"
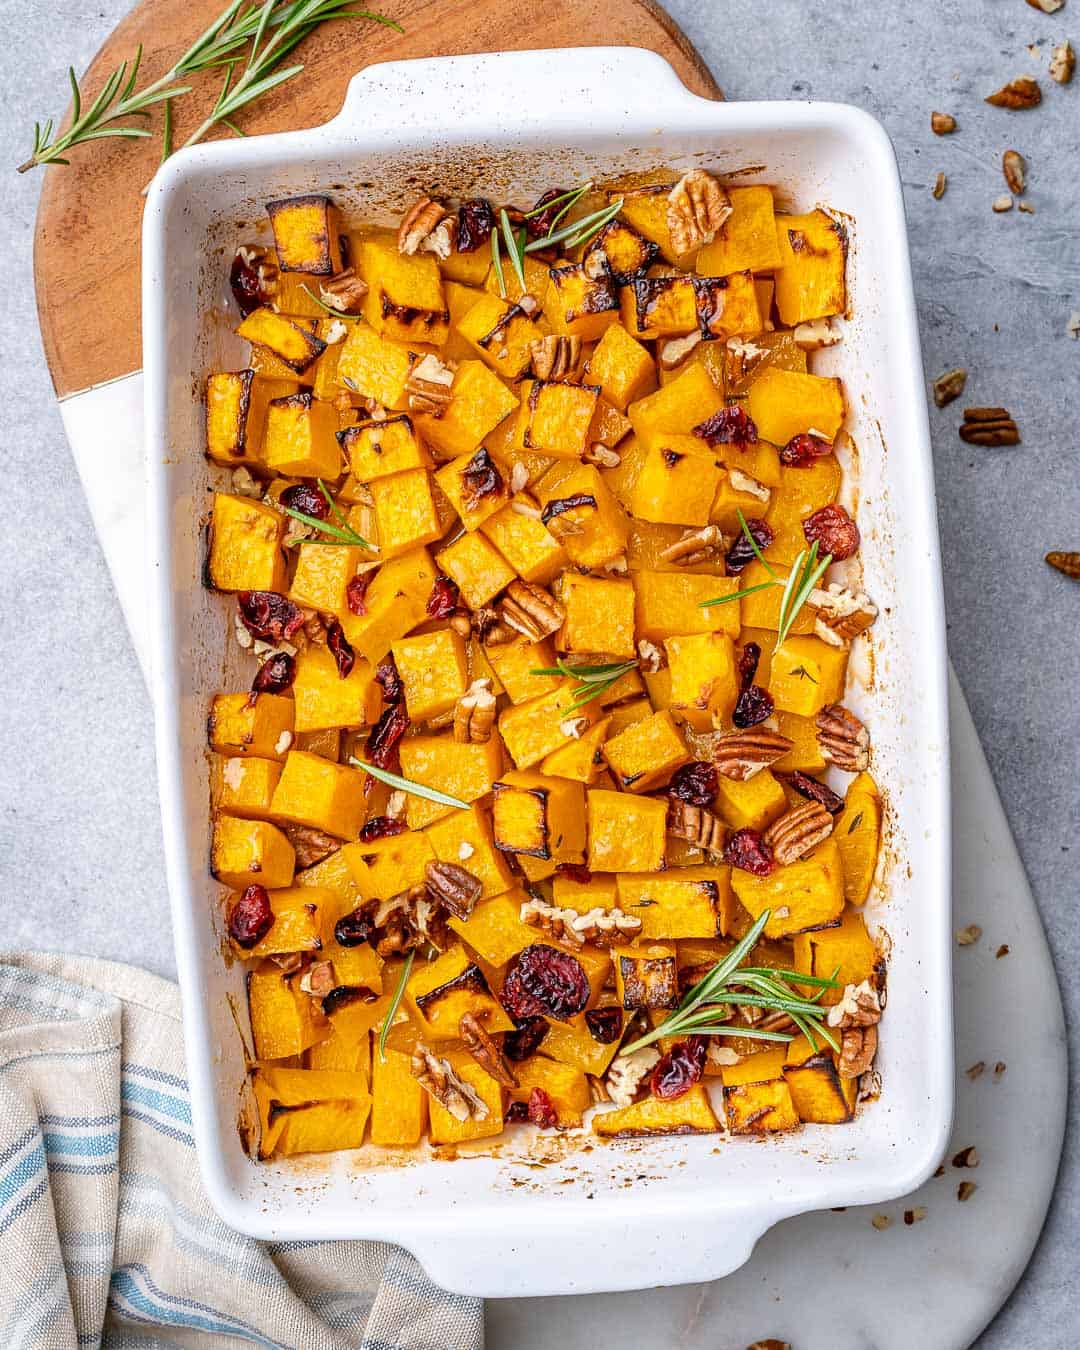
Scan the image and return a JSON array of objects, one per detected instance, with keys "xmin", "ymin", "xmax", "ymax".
[
  {"xmin": 411, "ymin": 1043, "xmax": 490, "ymax": 1121},
  {"xmin": 499, "ymin": 579, "xmax": 564, "ymax": 641},
  {"xmin": 815, "ymin": 703, "xmax": 870, "ymax": 772},
  {"xmin": 985, "ymin": 76, "xmax": 1042, "ymax": 109},
  {"xmin": 605, "ymin": 1047, "xmax": 661, "ymax": 1107},
  {"xmin": 658, "ymin": 524, "xmax": 727, "ymax": 566},
  {"xmin": 398, "ymin": 197, "xmax": 452, "ymax": 256},
  {"xmin": 666, "ymin": 169, "xmax": 733, "ymax": 255},
  {"xmin": 425, "ymin": 860, "xmax": 482, "ymax": 920},
  {"xmin": 667, "ymin": 797, "xmax": 727, "ymax": 858},
  {"xmin": 713, "ymin": 727, "xmax": 793, "ymax": 781},
  {"xmin": 763, "ymin": 800, "xmax": 834, "ymax": 865},
  {"xmin": 827, "ymin": 979, "xmax": 883, "ymax": 1030},
  {"xmin": 809, "ymin": 583, "xmax": 878, "ymax": 645},
  {"xmin": 318, "ymin": 267, "xmax": 368, "ymax": 314},
  {"xmin": 959, "ymin": 407, "xmax": 1020, "ymax": 446},
  {"xmin": 453, "ymin": 677, "xmax": 497, "ymax": 744},
  {"xmin": 932, "ymin": 366, "xmax": 967, "ymax": 408},
  {"xmin": 530, "ymin": 334, "xmax": 581, "ymax": 380},
  {"xmin": 459, "ymin": 1011, "xmax": 518, "ymax": 1088},
  {"xmin": 405, "ymin": 353, "xmax": 456, "ymax": 416},
  {"xmin": 280, "ymin": 823, "xmax": 340, "ymax": 870},
  {"xmin": 1045, "ymin": 551, "xmax": 1080, "ymax": 580},
  {"xmin": 1050, "ymin": 39, "xmax": 1075, "ymax": 85},
  {"xmin": 1002, "ymin": 149, "xmax": 1026, "ymax": 195},
  {"xmin": 930, "ymin": 111, "xmax": 957, "ymax": 135},
  {"xmin": 838, "ymin": 1024, "xmax": 878, "ymax": 1079}
]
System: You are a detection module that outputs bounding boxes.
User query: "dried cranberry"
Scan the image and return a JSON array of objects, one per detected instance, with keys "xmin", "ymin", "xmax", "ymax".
[
  {"xmin": 237, "ymin": 591, "xmax": 304, "ymax": 643},
  {"xmin": 460, "ymin": 448, "xmax": 505, "ymax": 511},
  {"xmin": 803, "ymin": 504, "xmax": 860, "ymax": 561},
  {"xmin": 364, "ymin": 702, "xmax": 409, "ymax": 769},
  {"xmin": 650, "ymin": 1036, "xmax": 708, "ymax": 1100},
  {"xmin": 228, "ymin": 885, "xmax": 274, "ymax": 948},
  {"xmin": 789, "ymin": 770, "xmax": 845, "ymax": 815},
  {"xmin": 723, "ymin": 828, "xmax": 775, "ymax": 877},
  {"xmin": 737, "ymin": 641, "xmax": 761, "ymax": 690},
  {"xmin": 426, "ymin": 574, "xmax": 460, "ymax": 619},
  {"xmin": 279, "ymin": 483, "xmax": 330, "ymax": 519},
  {"xmin": 326, "ymin": 619, "xmax": 355, "ymax": 679},
  {"xmin": 526, "ymin": 1086, "xmax": 559, "ymax": 1129},
  {"xmin": 524, "ymin": 188, "xmax": 570, "ymax": 240},
  {"xmin": 506, "ymin": 1101, "xmax": 530, "ymax": 1122},
  {"xmin": 345, "ymin": 573, "xmax": 370, "ymax": 616},
  {"xmin": 374, "ymin": 656, "xmax": 404, "ymax": 706},
  {"xmin": 456, "ymin": 198, "xmax": 496, "ymax": 253},
  {"xmin": 668, "ymin": 761, "xmax": 718, "ymax": 807},
  {"xmin": 501, "ymin": 944, "xmax": 590, "ymax": 1023},
  {"xmin": 584, "ymin": 1007, "xmax": 623, "ymax": 1044},
  {"xmin": 229, "ymin": 251, "xmax": 270, "ymax": 317},
  {"xmin": 554, "ymin": 863, "xmax": 593, "ymax": 885},
  {"xmin": 503, "ymin": 1018, "xmax": 549, "ymax": 1061},
  {"xmin": 732, "ymin": 685, "xmax": 774, "ymax": 728},
  {"xmin": 249, "ymin": 651, "xmax": 295, "ymax": 702},
  {"xmin": 693, "ymin": 405, "xmax": 758, "ymax": 449},
  {"xmin": 725, "ymin": 519, "xmax": 773, "ymax": 575},
  {"xmin": 781, "ymin": 432, "xmax": 833, "ymax": 467},
  {"xmin": 334, "ymin": 907, "xmax": 375, "ymax": 946},
  {"xmin": 359, "ymin": 816, "xmax": 407, "ymax": 843}
]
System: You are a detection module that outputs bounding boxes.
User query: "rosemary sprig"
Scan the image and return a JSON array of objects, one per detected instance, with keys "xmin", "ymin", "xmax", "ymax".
[
  {"xmin": 348, "ymin": 759, "xmax": 470, "ymax": 811},
  {"xmin": 499, "ymin": 208, "xmax": 528, "ymax": 295},
  {"xmin": 523, "ymin": 198, "xmax": 623, "ymax": 254},
  {"xmin": 529, "ymin": 658, "xmax": 639, "ymax": 709},
  {"xmin": 377, "ymin": 950, "xmax": 414, "ymax": 1063},
  {"xmin": 521, "ymin": 181, "xmax": 593, "ymax": 224},
  {"xmin": 299, "ymin": 283, "xmax": 359, "ymax": 321},
  {"xmin": 280, "ymin": 479, "xmax": 377, "ymax": 550},
  {"xmin": 618, "ymin": 910, "xmax": 840, "ymax": 1056},
  {"xmin": 490, "ymin": 226, "xmax": 506, "ymax": 298}
]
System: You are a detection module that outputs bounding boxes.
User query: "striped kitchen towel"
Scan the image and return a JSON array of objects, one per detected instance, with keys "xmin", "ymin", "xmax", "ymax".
[{"xmin": 0, "ymin": 953, "xmax": 483, "ymax": 1350}]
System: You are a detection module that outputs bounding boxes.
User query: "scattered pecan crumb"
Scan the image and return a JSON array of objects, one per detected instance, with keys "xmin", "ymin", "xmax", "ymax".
[
  {"xmin": 952, "ymin": 1145, "xmax": 980, "ymax": 1168},
  {"xmin": 1050, "ymin": 39, "xmax": 1076, "ymax": 83},
  {"xmin": 996, "ymin": 943, "xmax": 1010, "ymax": 958},
  {"xmin": 666, "ymin": 169, "xmax": 733, "ymax": 254},
  {"xmin": 957, "ymin": 1181, "xmax": 978, "ymax": 1202},
  {"xmin": 992, "ymin": 194, "xmax": 1015, "ymax": 213},
  {"xmin": 956, "ymin": 924, "xmax": 982, "ymax": 946},
  {"xmin": 1002, "ymin": 149, "xmax": 1026, "ymax": 195},
  {"xmin": 318, "ymin": 267, "xmax": 367, "ymax": 314},
  {"xmin": 959, "ymin": 407, "xmax": 1020, "ymax": 446},
  {"xmin": 606, "ymin": 1047, "xmax": 661, "ymax": 1107},
  {"xmin": 583, "ymin": 442, "xmax": 621, "ymax": 468},
  {"xmin": 932, "ymin": 171, "xmax": 947, "ymax": 200},
  {"xmin": 658, "ymin": 524, "xmax": 726, "ymax": 566},
  {"xmin": 1018, "ymin": 200, "xmax": 1036, "ymax": 214},
  {"xmin": 931, "ymin": 111, "xmax": 957, "ymax": 135},
  {"xmin": 405, "ymin": 353, "xmax": 455, "ymax": 415},
  {"xmin": 965, "ymin": 1060, "xmax": 986, "ymax": 1081},
  {"xmin": 411, "ymin": 1044, "xmax": 489, "ymax": 1121},
  {"xmin": 871, "ymin": 1214, "xmax": 892, "ymax": 1231},
  {"xmin": 745, "ymin": 1342, "xmax": 791, "ymax": 1350},
  {"xmin": 934, "ymin": 1164, "xmax": 946, "ymax": 1177},
  {"xmin": 903, "ymin": 1206, "xmax": 927, "ymax": 1226},
  {"xmin": 994, "ymin": 1061, "xmax": 1007, "ymax": 1079},
  {"xmin": 1045, "ymin": 551, "xmax": 1080, "ymax": 579},
  {"xmin": 985, "ymin": 76, "xmax": 1042, "ymax": 108},
  {"xmin": 658, "ymin": 330, "xmax": 704, "ymax": 370},
  {"xmin": 933, "ymin": 367, "xmax": 968, "ymax": 408},
  {"xmin": 1026, "ymin": 0, "xmax": 1064, "ymax": 12}
]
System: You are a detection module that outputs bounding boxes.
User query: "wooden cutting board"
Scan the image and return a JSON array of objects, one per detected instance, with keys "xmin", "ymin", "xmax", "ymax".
[{"xmin": 32, "ymin": 0, "xmax": 720, "ymax": 401}]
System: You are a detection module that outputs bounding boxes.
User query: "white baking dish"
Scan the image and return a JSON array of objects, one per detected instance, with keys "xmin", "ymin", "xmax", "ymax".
[{"xmin": 143, "ymin": 47, "xmax": 952, "ymax": 1297}]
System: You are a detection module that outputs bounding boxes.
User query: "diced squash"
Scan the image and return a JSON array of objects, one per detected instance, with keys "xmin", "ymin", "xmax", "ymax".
[
  {"xmin": 714, "ymin": 769, "xmax": 788, "ymax": 832},
  {"xmin": 288, "ymin": 541, "xmax": 364, "ymax": 614},
  {"xmin": 718, "ymin": 1044, "xmax": 789, "ymax": 1087},
  {"xmin": 481, "ymin": 499, "xmax": 567, "ymax": 586},
  {"xmin": 368, "ymin": 468, "xmax": 443, "ymax": 559},
  {"xmin": 236, "ymin": 885, "xmax": 327, "ymax": 957},
  {"xmin": 593, "ymin": 1083, "xmax": 719, "ymax": 1138},
  {"xmin": 205, "ymin": 370, "xmax": 290, "ymax": 465},
  {"xmin": 307, "ymin": 1027, "xmax": 369, "ymax": 1075},
  {"xmin": 746, "ymin": 369, "xmax": 845, "ymax": 447},
  {"xmin": 723, "ymin": 1078, "xmax": 800, "ymax": 1134},
  {"xmin": 371, "ymin": 1045, "xmax": 428, "ymax": 1146},
  {"xmin": 407, "ymin": 945, "xmax": 513, "ymax": 1039},
  {"xmin": 449, "ymin": 888, "xmax": 538, "ymax": 968},
  {"xmin": 794, "ymin": 909, "xmax": 878, "ymax": 1004},
  {"xmin": 296, "ymin": 848, "xmax": 368, "ymax": 911},
  {"xmin": 341, "ymin": 414, "xmax": 430, "ymax": 481},
  {"xmin": 587, "ymin": 790, "xmax": 668, "ymax": 873},
  {"xmin": 587, "ymin": 219, "xmax": 659, "ymax": 284},
  {"xmin": 620, "ymin": 276, "xmax": 698, "ymax": 339},
  {"xmin": 613, "ymin": 943, "xmax": 678, "ymax": 1009},
  {"xmin": 773, "ymin": 210, "xmax": 847, "ymax": 326},
  {"xmin": 695, "ymin": 186, "xmax": 782, "ymax": 276},
  {"xmin": 783, "ymin": 1051, "xmax": 855, "ymax": 1123},
  {"xmin": 730, "ymin": 838, "xmax": 845, "ymax": 939},
  {"xmin": 695, "ymin": 271, "xmax": 763, "ymax": 341},
  {"xmin": 540, "ymin": 715, "xmax": 610, "ymax": 784},
  {"xmin": 207, "ymin": 492, "xmax": 285, "ymax": 593},
  {"xmin": 585, "ymin": 322, "xmax": 656, "ymax": 410},
  {"xmin": 237, "ymin": 306, "xmax": 327, "ymax": 373},
  {"xmin": 737, "ymin": 560, "xmax": 816, "ymax": 633},
  {"xmin": 427, "ymin": 1051, "xmax": 504, "ymax": 1144},
  {"xmin": 270, "ymin": 751, "xmax": 367, "ymax": 840},
  {"xmin": 435, "ymin": 447, "xmax": 512, "ymax": 530},
  {"xmin": 397, "ymin": 733, "xmax": 504, "ymax": 828},
  {"xmin": 556, "ymin": 573, "xmax": 636, "ymax": 658},
  {"xmin": 335, "ymin": 324, "xmax": 414, "ymax": 408},
  {"xmin": 601, "ymin": 709, "xmax": 690, "ymax": 792},
  {"xmin": 665, "ymin": 632, "xmax": 738, "ymax": 729},
  {"xmin": 538, "ymin": 463, "xmax": 629, "ymax": 570},
  {"xmin": 615, "ymin": 868, "xmax": 732, "ymax": 939},
  {"xmin": 773, "ymin": 710, "xmax": 828, "ymax": 774},
  {"xmin": 436, "ymin": 530, "xmax": 516, "ymax": 608},
  {"xmin": 768, "ymin": 637, "xmax": 848, "ymax": 716},
  {"xmin": 249, "ymin": 968, "xmax": 327, "ymax": 1062},
  {"xmin": 360, "ymin": 238, "xmax": 449, "ymax": 344},
  {"xmin": 337, "ymin": 547, "xmax": 437, "ymax": 665},
  {"xmin": 541, "ymin": 1009, "xmax": 625, "ymax": 1076},
  {"xmin": 266, "ymin": 194, "xmax": 344, "ymax": 274},
  {"xmin": 457, "ymin": 293, "xmax": 543, "ymax": 380},
  {"xmin": 508, "ymin": 1058, "xmax": 591, "ymax": 1127},
  {"xmin": 498, "ymin": 685, "xmax": 602, "ymax": 770},
  {"xmin": 544, "ymin": 264, "xmax": 620, "ymax": 342},
  {"xmin": 835, "ymin": 772, "xmax": 882, "ymax": 906},
  {"xmin": 485, "ymin": 638, "xmax": 561, "ymax": 706},
  {"xmin": 482, "ymin": 252, "xmax": 551, "ymax": 305},
  {"xmin": 292, "ymin": 643, "xmax": 381, "ymax": 733},
  {"xmin": 214, "ymin": 755, "xmax": 282, "ymax": 820},
  {"xmin": 633, "ymin": 570, "xmax": 739, "ymax": 640},
  {"xmin": 614, "ymin": 184, "xmax": 689, "ymax": 265},
  {"xmin": 209, "ymin": 692, "xmax": 294, "ymax": 760},
  {"xmin": 424, "ymin": 802, "xmax": 514, "ymax": 899},
  {"xmin": 628, "ymin": 363, "xmax": 724, "ymax": 439},
  {"xmin": 343, "ymin": 830, "xmax": 435, "ymax": 899},
  {"xmin": 515, "ymin": 380, "xmax": 601, "ymax": 459},
  {"xmin": 392, "ymin": 628, "xmax": 469, "ymax": 723},
  {"xmin": 630, "ymin": 436, "xmax": 723, "ymax": 527},
  {"xmin": 491, "ymin": 771, "xmax": 586, "ymax": 862},
  {"xmin": 211, "ymin": 815, "xmax": 294, "ymax": 889}
]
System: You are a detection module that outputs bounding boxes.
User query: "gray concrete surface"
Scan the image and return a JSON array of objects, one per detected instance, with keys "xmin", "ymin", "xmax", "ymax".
[{"xmin": 1, "ymin": 0, "xmax": 1076, "ymax": 1344}]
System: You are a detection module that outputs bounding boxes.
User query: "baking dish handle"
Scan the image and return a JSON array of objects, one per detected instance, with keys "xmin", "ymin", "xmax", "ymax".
[{"xmin": 325, "ymin": 46, "xmax": 709, "ymax": 138}]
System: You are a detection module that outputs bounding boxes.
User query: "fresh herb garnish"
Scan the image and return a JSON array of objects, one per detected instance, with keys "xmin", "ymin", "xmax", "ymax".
[
  {"xmin": 524, "ymin": 198, "xmax": 624, "ymax": 254},
  {"xmin": 847, "ymin": 811, "xmax": 864, "ymax": 835},
  {"xmin": 529, "ymin": 658, "xmax": 639, "ymax": 709},
  {"xmin": 280, "ymin": 479, "xmax": 377, "ymax": 551},
  {"xmin": 491, "ymin": 226, "xmax": 506, "ymax": 298},
  {"xmin": 377, "ymin": 950, "xmax": 414, "ymax": 1063},
  {"xmin": 499, "ymin": 208, "xmax": 528, "ymax": 295},
  {"xmin": 348, "ymin": 758, "xmax": 470, "ymax": 811},
  {"xmin": 521, "ymin": 182, "xmax": 593, "ymax": 224},
  {"xmin": 789, "ymin": 665, "xmax": 818, "ymax": 683},
  {"xmin": 299, "ymin": 283, "xmax": 359, "ymax": 321},
  {"xmin": 619, "ymin": 909, "xmax": 841, "ymax": 1056}
]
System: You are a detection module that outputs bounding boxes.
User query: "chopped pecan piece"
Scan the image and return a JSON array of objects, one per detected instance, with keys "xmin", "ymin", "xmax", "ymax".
[
  {"xmin": 666, "ymin": 169, "xmax": 733, "ymax": 255},
  {"xmin": 838, "ymin": 1024, "xmax": 878, "ymax": 1079},
  {"xmin": 453, "ymin": 677, "xmax": 497, "ymax": 744},
  {"xmin": 499, "ymin": 579, "xmax": 564, "ymax": 641},
  {"xmin": 1045, "ymin": 551, "xmax": 1080, "ymax": 580},
  {"xmin": 298, "ymin": 960, "xmax": 336, "ymax": 999},
  {"xmin": 1002, "ymin": 150, "xmax": 1026, "ymax": 195},
  {"xmin": 637, "ymin": 637, "xmax": 664, "ymax": 672},
  {"xmin": 658, "ymin": 330, "xmax": 703, "ymax": 370},
  {"xmin": 827, "ymin": 979, "xmax": 882, "ymax": 1030},
  {"xmin": 529, "ymin": 334, "xmax": 582, "ymax": 380},
  {"xmin": 410, "ymin": 1043, "xmax": 490, "ymax": 1121},
  {"xmin": 398, "ymin": 197, "xmax": 452, "ymax": 256},
  {"xmin": 425, "ymin": 860, "xmax": 482, "ymax": 921},
  {"xmin": 667, "ymin": 797, "xmax": 727, "ymax": 858},
  {"xmin": 713, "ymin": 727, "xmax": 793, "ymax": 781},
  {"xmin": 932, "ymin": 366, "xmax": 967, "ymax": 408},
  {"xmin": 763, "ymin": 800, "xmax": 834, "ymax": 865},
  {"xmin": 582, "ymin": 442, "xmax": 621, "ymax": 468},
  {"xmin": 992, "ymin": 194, "xmax": 1014, "ymax": 214},
  {"xmin": 809, "ymin": 582, "xmax": 878, "ymax": 645},
  {"xmin": 459, "ymin": 1011, "xmax": 518, "ymax": 1088},
  {"xmin": 659, "ymin": 524, "xmax": 727, "ymax": 566},
  {"xmin": 605, "ymin": 1047, "xmax": 661, "ymax": 1107},
  {"xmin": 1026, "ymin": 0, "xmax": 1063, "ymax": 12},
  {"xmin": 792, "ymin": 318, "xmax": 841, "ymax": 350},
  {"xmin": 318, "ymin": 267, "xmax": 368, "ymax": 314},
  {"xmin": 280, "ymin": 823, "xmax": 339, "ymax": 870},
  {"xmin": 815, "ymin": 703, "xmax": 870, "ymax": 771},
  {"xmin": 985, "ymin": 76, "xmax": 1042, "ymax": 109},
  {"xmin": 932, "ymin": 172, "xmax": 947, "ymax": 201},
  {"xmin": 519, "ymin": 896, "xmax": 585, "ymax": 949},
  {"xmin": 959, "ymin": 407, "xmax": 1020, "ymax": 446},
  {"xmin": 1050, "ymin": 39, "xmax": 1075, "ymax": 85},
  {"xmin": 373, "ymin": 886, "xmax": 447, "ymax": 956},
  {"xmin": 405, "ymin": 353, "xmax": 455, "ymax": 416},
  {"xmin": 519, "ymin": 896, "xmax": 642, "ymax": 949},
  {"xmin": 930, "ymin": 111, "xmax": 957, "ymax": 135}
]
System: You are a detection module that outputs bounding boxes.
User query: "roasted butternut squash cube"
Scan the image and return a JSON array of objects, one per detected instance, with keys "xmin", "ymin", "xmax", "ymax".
[
  {"xmin": 237, "ymin": 885, "xmax": 327, "ymax": 958},
  {"xmin": 338, "ymin": 547, "xmax": 438, "ymax": 664},
  {"xmin": 427, "ymin": 1051, "xmax": 504, "ymax": 1144},
  {"xmin": 360, "ymin": 238, "xmax": 449, "ymax": 344},
  {"xmin": 586, "ymin": 322, "xmax": 656, "ymax": 410},
  {"xmin": 540, "ymin": 715, "xmax": 610, "ymax": 784},
  {"xmin": 774, "ymin": 210, "xmax": 848, "ymax": 326},
  {"xmin": 435, "ymin": 448, "xmax": 512, "ymax": 529},
  {"xmin": 270, "ymin": 751, "xmax": 367, "ymax": 840},
  {"xmin": 445, "ymin": 889, "xmax": 532, "ymax": 967},
  {"xmin": 214, "ymin": 755, "xmax": 282, "ymax": 820},
  {"xmin": 769, "ymin": 637, "xmax": 848, "ymax": 716},
  {"xmin": 719, "ymin": 1044, "xmax": 789, "ymax": 1086},
  {"xmin": 509, "ymin": 1058, "xmax": 591, "ymax": 1127},
  {"xmin": 416, "ymin": 360, "xmax": 518, "ymax": 461},
  {"xmin": 407, "ymin": 945, "xmax": 513, "ymax": 1039},
  {"xmin": 209, "ymin": 691, "xmax": 294, "ymax": 760},
  {"xmin": 773, "ymin": 710, "xmax": 827, "ymax": 774},
  {"xmin": 288, "ymin": 542, "xmax": 364, "ymax": 614},
  {"xmin": 588, "ymin": 790, "xmax": 667, "ymax": 873},
  {"xmin": 715, "ymin": 769, "xmax": 788, "ymax": 832},
  {"xmin": 551, "ymin": 872, "xmax": 618, "ymax": 912},
  {"xmin": 371, "ymin": 1045, "xmax": 428, "ymax": 1146},
  {"xmin": 296, "ymin": 847, "xmax": 368, "ymax": 910},
  {"xmin": 613, "ymin": 184, "xmax": 688, "ymax": 265},
  {"xmin": 482, "ymin": 252, "xmax": 551, "ymax": 305},
  {"xmin": 458, "ymin": 293, "xmax": 543, "ymax": 379},
  {"xmin": 783, "ymin": 1051, "xmax": 854, "ymax": 1123},
  {"xmin": 620, "ymin": 276, "xmax": 699, "ymax": 339},
  {"xmin": 630, "ymin": 437, "xmax": 724, "ymax": 527},
  {"xmin": 593, "ymin": 1083, "xmax": 719, "ymax": 1138},
  {"xmin": 544, "ymin": 264, "xmax": 620, "ymax": 341},
  {"xmin": 212, "ymin": 814, "xmax": 295, "ymax": 889},
  {"xmin": 485, "ymin": 638, "xmax": 560, "ymax": 705},
  {"xmin": 602, "ymin": 710, "xmax": 690, "ymax": 792},
  {"xmin": 747, "ymin": 368, "xmax": 845, "ymax": 447},
  {"xmin": 539, "ymin": 466, "xmax": 629, "ymax": 571},
  {"xmin": 424, "ymin": 802, "xmax": 513, "ymax": 899},
  {"xmin": 613, "ymin": 943, "xmax": 678, "ymax": 1009},
  {"xmin": 368, "ymin": 468, "xmax": 443, "ymax": 559},
  {"xmin": 306, "ymin": 1025, "xmax": 370, "ymax": 1075},
  {"xmin": 539, "ymin": 1009, "xmax": 623, "ymax": 1075},
  {"xmin": 397, "ymin": 733, "xmax": 504, "ymax": 829},
  {"xmin": 237, "ymin": 306, "xmax": 327, "ymax": 374},
  {"xmin": 323, "ymin": 935, "xmax": 384, "ymax": 992},
  {"xmin": 730, "ymin": 838, "xmax": 845, "ymax": 939},
  {"xmin": 696, "ymin": 270, "xmax": 763, "ymax": 341},
  {"xmin": 589, "ymin": 395, "xmax": 633, "ymax": 451},
  {"xmin": 480, "ymin": 499, "xmax": 566, "ymax": 586},
  {"xmin": 605, "ymin": 697, "xmax": 652, "ymax": 735},
  {"xmin": 343, "ymin": 829, "xmax": 435, "ymax": 899},
  {"xmin": 266, "ymin": 194, "xmax": 344, "ymax": 274},
  {"xmin": 709, "ymin": 470, "xmax": 773, "ymax": 535},
  {"xmin": 292, "ymin": 644, "xmax": 380, "ymax": 733},
  {"xmin": 737, "ymin": 561, "xmax": 815, "ymax": 633},
  {"xmin": 391, "ymin": 628, "xmax": 469, "ymax": 723},
  {"xmin": 248, "ymin": 968, "xmax": 326, "ymax": 1062},
  {"xmin": 335, "ymin": 323, "xmax": 414, "ymax": 408},
  {"xmin": 208, "ymin": 492, "xmax": 285, "ymax": 593},
  {"xmin": 628, "ymin": 361, "xmax": 724, "ymax": 439},
  {"xmin": 587, "ymin": 218, "xmax": 658, "ymax": 284},
  {"xmin": 515, "ymin": 380, "xmax": 601, "ymax": 460},
  {"xmin": 206, "ymin": 370, "xmax": 290, "ymax": 465},
  {"xmin": 634, "ymin": 570, "xmax": 739, "ymax": 640},
  {"xmin": 723, "ymin": 1078, "xmax": 800, "ymax": 1134},
  {"xmin": 794, "ymin": 909, "xmax": 877, "ymax": 1006},
  {"xmin": 498, "ymin": 684, "xmax": 601, "ymax": 770},
  {"xmin": 492, "ymin": 771, "xmax": 586, "ymax": 861},
  {"xmin": 695, "ymin": 185, "xmax": 781, "ymax": 276},
  {"xmin": 665, "ymin": 632, "xmax": 738, "ymax": 728},
  {"xmin": 270, "ymin": 1093, "xmax": 372, "ymax": 1157},
  {"xmin": 616, "ymin": 868, "xmax": 732, "ymax": 939},
  {"xmin": 340, "ymin": 414, "xmax": 429, "ymax": 481},
  {"xmin": 436, "ymin": 530, "xmax": 516, "ymax": 608},
  {"xmin": 554, "ymin": 573, "xmax": 635, "ymax": 659},
  {"xmin": 835, "ymin": 772, "xmax": 881, "ymax": 906}
]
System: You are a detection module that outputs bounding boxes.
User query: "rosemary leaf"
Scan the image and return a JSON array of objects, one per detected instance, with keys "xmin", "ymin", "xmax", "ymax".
[
  {"xmin": 300, "ymin": 283, "xmax": 359, "ymax": 320},
  {"xmin": 500, "ymin": 208, "xmax": 527, "ymax": 294},
  {"xmin": 491, "ymin": 226, "xmax": 506, "ymax": 298},
  {"xmin": 735, "ymin": 508, "xmax": 778, "ymax": 579},
  {"xmin": 348, "ymin": 758, "xmax": 469, "ymax": 811},
  {"xmin": 378, "ymin": 950, "xmax": 414, "ymax": 1063},
  {"xmin": 699, "ymin": 579, "xmax": 777, "ymax": 609},
  {"xmin": 523, "ymin": 199, "xmax": 623, "ymax": 254}
]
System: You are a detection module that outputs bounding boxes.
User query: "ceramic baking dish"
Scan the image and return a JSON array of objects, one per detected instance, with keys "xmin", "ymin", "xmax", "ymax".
[{"xmin": 143, "ymin": 46, "xmax": 952, "ymax": 1297}]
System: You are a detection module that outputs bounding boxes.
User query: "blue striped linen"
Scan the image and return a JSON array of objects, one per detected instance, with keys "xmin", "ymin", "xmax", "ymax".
[{"xmin": 0, "ymin": 954, "xmax": 482, "ymax": 1349}]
